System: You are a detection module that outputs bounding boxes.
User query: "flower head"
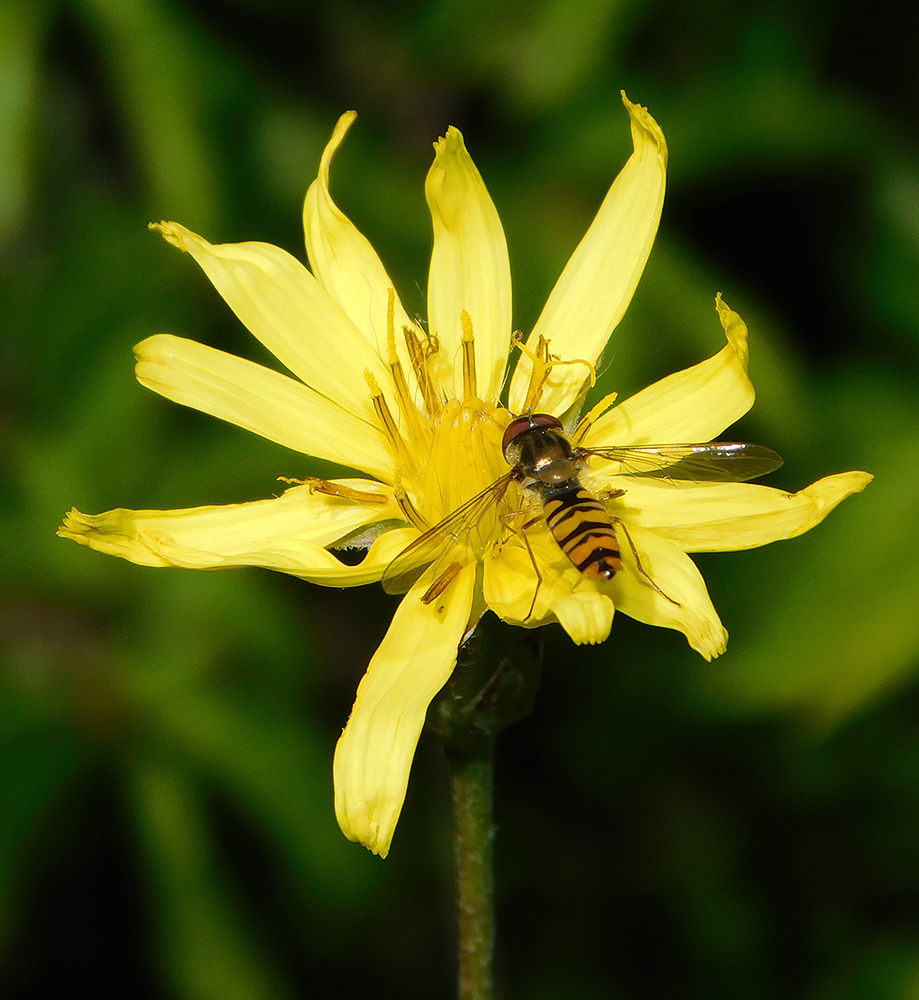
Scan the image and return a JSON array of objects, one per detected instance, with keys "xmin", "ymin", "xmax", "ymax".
[{"xmin": 59, "ymin": 95, "xmax": 871, "ymax": 856}]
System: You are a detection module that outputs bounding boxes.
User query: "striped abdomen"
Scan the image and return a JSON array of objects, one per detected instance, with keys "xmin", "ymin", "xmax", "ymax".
[{"xmin": 542, "ymin": 485, "xmax": 621, "ymax": 580}]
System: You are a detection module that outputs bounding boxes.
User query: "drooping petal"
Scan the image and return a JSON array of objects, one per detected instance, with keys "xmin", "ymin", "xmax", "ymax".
[
  {"xmin": 509, "ymin": 93, "xmax": 667, "ymax": 415},
  {"xmin": 425, "ymin": 126, "xmax": 512, "ymax": 402},
  {"xmin": 151, "ymin": 222, "xmax": 392, "ymax": 422},
  {"xmin": 57, "ymin": 482, "xmax": 404, "ymax": 585},
  {"xmin": 550, "ymin": 591, "xmax": 616, "ymax": 646},
  {"xmin": 333, "ymin": 563, "xmax": 476, "ymax": 857},
  {"xmin": 483, "ymin": 530, "xmax": 615, "ymax": 644},
  {"xmin": 622, "ymin": 472, "xmax": 874, "ymax": 552},
  {"xmin": 612, "ymin": 523, "xmax": 728, "ymax": 660},
  {"xmin": 135, "ymin": 335, "xmax": 394, "ymax": 480},
  {"xmin": 303, "ymin": 112, "xmax": 422, "ymax": 370},
  {"xmin": 581, "ymin": 297, "xmax": 754, "ymax": 449}
]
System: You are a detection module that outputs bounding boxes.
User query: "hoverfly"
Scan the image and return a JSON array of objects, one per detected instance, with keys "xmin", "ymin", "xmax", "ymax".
[{"xmin": 381, "ymin": 413, "xmax": 783, "ymax": 607}]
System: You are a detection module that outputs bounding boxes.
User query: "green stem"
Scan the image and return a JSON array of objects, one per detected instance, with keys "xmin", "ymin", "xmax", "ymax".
[
  {"xmin": 429, "ymin": 617, "xmax": 542, "ymax": 1000},
  {"xmin": 450, "ymin": 741, "xmax": 496, "ymax": 1000}
]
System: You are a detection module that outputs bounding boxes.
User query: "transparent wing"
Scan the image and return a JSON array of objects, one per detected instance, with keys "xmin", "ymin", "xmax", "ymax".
[
  {"xmin": 381, "ymin": 474, "xmax": 514, "ymax": 595},
  {"xmin": 581, "ymin": 442, "xmax": 784, "ymax": 482}
]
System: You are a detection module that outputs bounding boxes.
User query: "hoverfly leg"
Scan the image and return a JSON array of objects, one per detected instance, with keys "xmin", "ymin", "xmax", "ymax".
[
  {"xmin": 520, "ymin": 528, "xmax": 543, "ymax": 622},
  {"xmin": 609, "ymin": 516, "xmax": 682, "ymax": 608}
]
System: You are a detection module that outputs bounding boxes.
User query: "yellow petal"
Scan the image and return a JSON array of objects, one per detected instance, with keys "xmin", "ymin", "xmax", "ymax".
[
  {"xmin": 550, "ymin": 591, "xmax": 615, "ymax": 645},
  {"xmin": 482, "ymin": 530, "xmax": 614, "ymax": 643},
  {"xmin": 151, "ymin": 221, "xmax": 392, "ymax": 422},
  {"xmin": 581, "ymin": 296, "xmax": 754, "ymax": 447},
  {"xmin": 57, "ymin": 482, "xmax": 401, "ymax": 584},
  {"xmin": 135, "ymin": 335, "xmax": 394, "ymax": 480},
  {"xmin": 622, "ymin": 472, "xmax": 874, "ymax": 552},
  {"xmin": 425, "ymin": 126, "xmax": 512, "ymax": 402},
  {"xmin": 613, "ymin": 523, "xmax": 728, "ymax": 660},
  {"xmin": 482, "ymin": 528, "xmax": 566, "ymax": 623},
  {"xmin": 303, "ymin": 112, "xmax": 422, "ymax": 370},
  {"xmin": 509, "ymin": 93, "xmax": 667, "ymax": 415},
  {"xmin": 334, "ymin": 562, "xmax": 476, "ymax": 856}
]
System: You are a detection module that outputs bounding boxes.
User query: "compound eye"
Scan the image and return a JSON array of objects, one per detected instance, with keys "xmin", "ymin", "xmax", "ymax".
[{"xmin": 501, "ymin": 412, "xmax": 563, "ymax": 457}]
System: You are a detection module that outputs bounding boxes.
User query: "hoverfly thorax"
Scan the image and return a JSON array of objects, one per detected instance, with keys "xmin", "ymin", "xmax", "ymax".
[{"xmin": 501, "ymin": 413, "xmax": 580, "ymax": 491}]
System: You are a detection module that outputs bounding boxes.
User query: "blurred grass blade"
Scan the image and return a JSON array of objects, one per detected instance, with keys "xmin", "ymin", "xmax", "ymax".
[
  {"xmin": 147, "ymin": 688, "xmax": 381, "ymax": 906},
  {"xmin": 74, "ymin": 0, "xmax": 222, "ymax": 225},
  {"xmin": 0, "ymin": 0, "xmax": 49, "ymax": 242},
  {"xmin": 128, "ymin": 757, "xmax": 291, "ymax": 1000}
]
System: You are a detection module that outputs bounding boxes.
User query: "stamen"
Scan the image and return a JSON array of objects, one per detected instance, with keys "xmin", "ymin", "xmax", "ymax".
[
  {"xmin": 460, "ymin": 310, "xmax": 477, "ymax": 403},
  {"xmin": 278, "ymin": 476, "xmax": 390, "ymax": 504},
  {"xmin": 514, "ymin": 334, "xmax": 598, "ymax": 414},
  {"xmin": 364, "ymin": 369, "xmax": 404, "ymax": 458},
  {"xmin": 385, "ymin": 289, "xmax": 424, "ymax": 439},
  {"xmin": 404, "ymin": 325, "xmax": 443, "ymax": 418},
  {"xmin": 515, "ymin": 334, "xmax": 552, "ymax": 413},
  {"xmin": 393, "ymin": 469, "xmax": 429, "ymax": 532},
  {"xmin": 421, "ymin": 561, "xmax": 463, "ymax": 604},
  {"xmin": 571, "ymin": 391, "xmax": 619, "ymax": 445}
]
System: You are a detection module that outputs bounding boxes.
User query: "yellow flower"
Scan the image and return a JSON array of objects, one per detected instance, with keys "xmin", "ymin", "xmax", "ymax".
[{"xmin": 59, "ymin": 95, "xmax": 871, "ymax": 857}]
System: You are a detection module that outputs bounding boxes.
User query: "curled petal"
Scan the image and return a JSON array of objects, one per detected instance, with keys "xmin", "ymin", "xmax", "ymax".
[
  {"xmin": 57, "ymin": 482, "xmax": 402, "ymax": 585},
  {"xmin": 483, "ymin": 530, "xmax": 614, "ymax": 644},
  {"xmin": 623, "ymin": 471, "xmax": 874, "ymax": 552},
  {"xmin": 334, "ymin": 563, "xmax": 476, "ymax": 856},
  {"xmin": 483, "ymin": 529, "xmax": 570, "ymax": 624},
  {"xmin": 426, "ymin": 126, "xmax": 512, "ymax": 402},
  {"xmin": 135, "ymin": 335, "xmax": 394, "ymax": 480},
  {"xmin": 550, "ymin": 592, "xmax": 615, "ymax": 646},
  {"xmin": 303, "ymin": 112, "xmax": 422, "ymax": 368},
  {"xmin": 510, "ymin": 93, "xmax": 667, "ymax": 415},
  {"xmin": 582, "ymin": 296, "xmax": 754, "ymax": 448},
  {"xmin": 614, "ymin": 524, "xmax": 728, "ymax": 660},
  {"xmin": 151, "ymin": 221, "xmax": 392, "ymax": 422}
]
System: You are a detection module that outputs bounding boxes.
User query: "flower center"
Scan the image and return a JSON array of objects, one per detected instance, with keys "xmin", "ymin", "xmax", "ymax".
[{"xmin": 415, "ymin": 397, "xmax": 509, "ymax": 549}]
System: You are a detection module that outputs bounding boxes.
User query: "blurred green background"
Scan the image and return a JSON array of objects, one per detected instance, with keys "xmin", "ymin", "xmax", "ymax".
[{"xmin": 2, "ymin": 0, "xmax": 918, "ymax": 996}]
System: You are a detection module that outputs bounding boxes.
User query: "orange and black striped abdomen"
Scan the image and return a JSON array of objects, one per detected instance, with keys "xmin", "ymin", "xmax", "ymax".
[{"xmin": 542, "ymin": 485, "xmax": 621, "ymax": 580}]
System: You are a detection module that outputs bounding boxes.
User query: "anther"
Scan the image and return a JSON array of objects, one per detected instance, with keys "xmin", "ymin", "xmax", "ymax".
[
  {"xmin": 393, "ymin": 474, "xmax": 429, "ymax": 532},
  {"xmin": 515, "ymin": 334, "xmax": 552, "ymax": 413},
  {"xmin": 460, "ymin": 310, "xmax": 477, "ymax": 403},
  {"xmin": 278, "ymin": 476, "xmax": 390, "ymax": 504},
  {"xmin": 385, "ymin": 289, "xmax": 424, "ymax": 439},
  {"xmin": 364, "ymin": 369, "xmax": 404, "ymax": 459},
  {"xmin": 514, "ymin": 334, "xmax": 599, "ymax": 414}
]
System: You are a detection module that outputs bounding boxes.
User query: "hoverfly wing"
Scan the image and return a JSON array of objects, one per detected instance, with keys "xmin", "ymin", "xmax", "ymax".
[
  {"xmin": 583, "ymin": 442, "xmax": 784, "ymax": 482},
  {"xmin": 381, "ymin": 474, "xmax": 514, "ymax": 595}
]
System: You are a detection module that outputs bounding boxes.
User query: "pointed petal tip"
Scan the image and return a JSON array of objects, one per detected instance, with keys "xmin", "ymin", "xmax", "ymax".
[
  {"xmin": 337, "ymin": 807, "xmax": 393, "ymax": 858},
  {"xmin": 695, "ymin": 626, "xmax": 728, "ymax": 661},
  {"xmin": 57, "ymin": 508, "xmax": 89, "ymax": 543},
  {"xmin": 713, "ymin": 294, "xmax": 751, "ymax": 371},
  {"xmin": 552, "ymin": 592, "xmax": 615, "ymax": 645},
  {"xmin": 801, "ymin": 471, "xmax": 873, "ymax": 520},
  {"xmin": 148, "ymin": 219, "xmax": 203, "ymax": 254},
  {"xmin": 322, "ymin": 112, "xmax": 359, "ymax": 172},
  {"xmin": 620, "ymin": 90, "xmax": 667, "ymax": 168},
  {"xmin": 432, "ymin": 125, "xmax": 467, "ymax": 157}
]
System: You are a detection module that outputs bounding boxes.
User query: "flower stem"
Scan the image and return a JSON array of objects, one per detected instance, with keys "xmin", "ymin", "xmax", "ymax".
[
  {"xmin": 450, "ymin": 739, "xmax": 496, "ymax": 1000},
  {"xmin": 429, "ymin": 615, "xmax": 543, "ymax": 1000}
]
